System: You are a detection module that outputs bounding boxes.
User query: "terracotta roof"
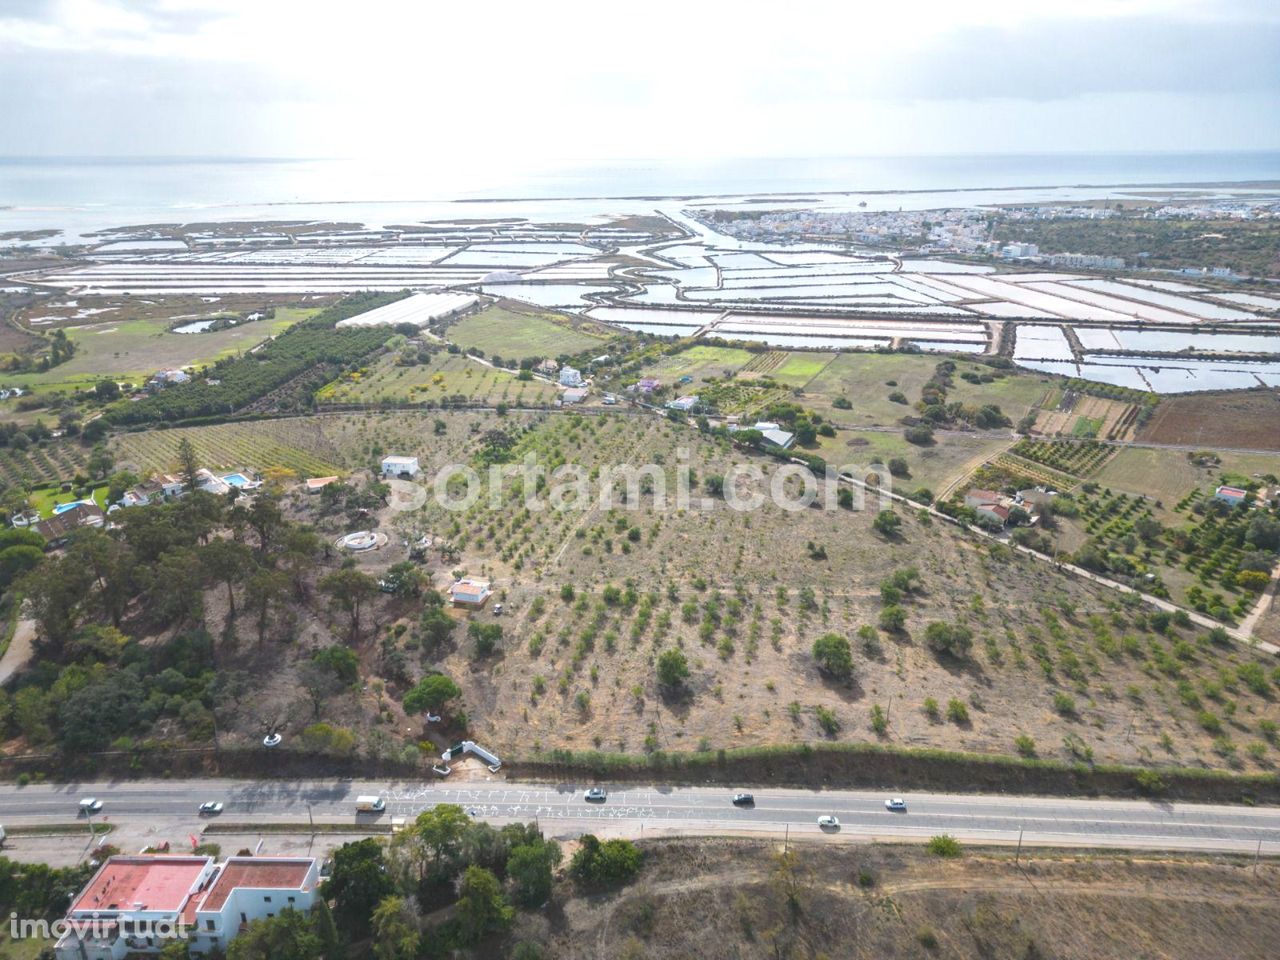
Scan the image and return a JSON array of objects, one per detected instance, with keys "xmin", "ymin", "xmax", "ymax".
[
  {"xmin": 32, "ymin": 503, "xmax": 105, "ymax": 542},
  {"xmin": 197, "ymin": 859, "xmax": 314, "ymax": 913},
  {"xmin": 70, "ymin": 856, "xmax": 209, "ymax": 914}
]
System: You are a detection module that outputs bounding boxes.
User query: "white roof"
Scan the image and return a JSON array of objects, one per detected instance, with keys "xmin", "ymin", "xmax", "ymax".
[
  {"xmin": 336, "ymin": 292, "xmax": 479, "ymax": 328},
  {"xmin": 382, "ymin": 455, "xmax": 418, "ymax": 465}
]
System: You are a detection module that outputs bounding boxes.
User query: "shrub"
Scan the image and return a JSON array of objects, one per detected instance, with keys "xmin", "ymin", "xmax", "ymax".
[
  {"xmin": 815, "ymin": 705, "xmax": 840, "ymax": 735},
  {"xmin": 1135, "ymin": 769, "xmax": 1167, "ymax": 795},
  {"xmin": 870, "ymin": 704, "xmax": 888, "ymax": 735},
  {"xmin": 1014, "ymin": 734, "xmax": 1036, "ymax": 758},
  {"xmin": 922, "ymin": 697, "xmax": 940, "ymax": 721},
  {"xmin": 872, "ymin": 510, "xmax": 902, "ymax": 537},
  {"xmin": 946, "ymin": 699, "xmax": 969, "ymax": 724},
  {"xmin": 656, "ymin": 648, "xmax": 690, "ymax": 690},
  {"xmin": 926, "ymin": 835, "xmax": 962, "ymax": 858},
  {"xmin": 569, "ymin": 835, "xmax": 642, "ymax": 888},
  {"xmin": 923, "ymin": 621, "xmax": 973, "ymax": 659}
]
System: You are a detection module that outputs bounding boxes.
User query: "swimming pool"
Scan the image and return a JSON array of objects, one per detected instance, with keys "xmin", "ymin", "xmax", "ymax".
[
  {"xmin": 52, "ymin": 499, "xmax": 95, "ymax": 515},
  {"xmin": 221, "ymin": 473, "xmax": 250, "ymax": 487}
]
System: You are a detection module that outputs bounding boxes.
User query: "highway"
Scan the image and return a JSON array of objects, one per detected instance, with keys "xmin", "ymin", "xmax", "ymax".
[{"xmin": 1, "ymin": 779, "xmax": 1279, "ymax": 855}]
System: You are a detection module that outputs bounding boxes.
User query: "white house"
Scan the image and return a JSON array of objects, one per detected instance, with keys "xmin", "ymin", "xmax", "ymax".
[
  {"xmin": 381, "ymin": 455, "xmax": 420, "ymax": 478},
  {"xmin": 559, "ymin": 366, "xmax": 584, "ymax": 387},
  {"xmin": 53, "ymin": 855, "xmax": 319, "ymax": 960}
]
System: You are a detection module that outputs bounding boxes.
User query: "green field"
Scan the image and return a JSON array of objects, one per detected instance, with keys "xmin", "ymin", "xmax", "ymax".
[
  {"xmin": 29, "ymin": 484, "xmax": 109, "ymax": 517},
  {"xmin": 804, "ymin": 352, "xmax": 1053, "ymax": 428},
  {"xmin": 4, "ymin": 306, "xmax": 319, "ymax": 394},
  {"xmin": 318, "ymin": 351, "xmax": 560, "ymax": 407},
  {"xmin": 817, "ymin": 429, "xmax": 1012, "ymax": 495},
  {"xmin": 446, "ymin": 303, "xmax": 609, "ymax": 359},
  {"xmin": 112, "ymin": 419, "xmax": 348, "ymax": 477},
  {"xmin": 768, "ymin": 352, "xmax": 835, "ymax": 386},
  {"xmin": 638, "ymin": 344, "xmax": 755, "ymax": 385},
  {"xmin": 0, "ymin": 441, "xmax": 90, "ymax": 489}
]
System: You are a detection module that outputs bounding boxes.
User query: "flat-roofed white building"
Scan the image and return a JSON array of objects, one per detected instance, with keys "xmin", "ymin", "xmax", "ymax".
[
  {"xmin": 335, "ymin": 291, "xmax": 480, "ymax": 329},
  {"xmin": 381, "ymin": 455, "xmax": 420, "ymax": 478}
]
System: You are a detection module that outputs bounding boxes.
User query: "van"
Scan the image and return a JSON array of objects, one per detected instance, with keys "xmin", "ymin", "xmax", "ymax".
[{"xmin": 355, "ymin": 795, "xmax": 386, "ymax": 813}]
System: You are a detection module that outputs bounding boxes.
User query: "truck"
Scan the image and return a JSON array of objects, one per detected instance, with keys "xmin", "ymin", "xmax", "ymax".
[{"xmin": 355, "ymin": 795, "xmax": 386, "ymax": 813}]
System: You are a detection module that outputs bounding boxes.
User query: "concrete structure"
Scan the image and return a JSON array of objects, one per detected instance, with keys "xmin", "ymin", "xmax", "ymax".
[
  {"xmin": 448, "ymin": 577, "xmax": 492, "ymax": 608},
  {"xmin": 666, "ymin": 395, "xmax": 699, "ymax": 412},
  {"xmin": 380, "ymin": 455, "xmax": 420, "ymax": 478},
  {"xmin": 53, "ymin": 855, "xmax": 318, "ymax": 959},
  {"xmin": 535, "ymin": 358, "xmax": 560, "ymax": 376},
  {"xmin": 559, "ymin": 366, "xmax": 584, "ymax": 387},
  {"xmin": 335, "ymin": 291, "xmax": 479, "ymax": 329},
  {"xmin": 305, "ymin": 476, "xmax": 340, "ymax": 493},
  {"xmin": 146, "ymin": 369, "xmax": 190, "ymax": 392},
  {"xmin": 558, "ymin": 386, "xmax": 588, "ymax": 405},
  {"xmin": 760, "ymin": 427, "xmax": 796, "ymax": 450}
]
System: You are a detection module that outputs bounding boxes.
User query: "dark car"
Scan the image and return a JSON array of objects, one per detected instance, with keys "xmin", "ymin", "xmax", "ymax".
[{"xmin": 732, "ymin": 793, "xmax": 755, "ymax": 807}]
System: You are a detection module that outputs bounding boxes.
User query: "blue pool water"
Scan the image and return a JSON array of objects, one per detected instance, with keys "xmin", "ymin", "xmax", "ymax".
[
  {"xmin": 222, "ymin": 473, "xmax": 250, "ymax": 487},
  {"xmin": 52, "ymin": 499, "xmax": 95, "ymax": 515}
]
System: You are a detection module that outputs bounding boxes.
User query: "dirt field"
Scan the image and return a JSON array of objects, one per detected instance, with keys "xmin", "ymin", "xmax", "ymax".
[
  {"xmin": 1140, "ymin": 389, "xmax": 1280, "ymax": 450},
  {"xmin": 517, "ymin": 839, "xmax": 1280, "ymax": 960},
  {"xmin": 445, "ymin": 301, "xmax": 613, "ymax": 359}
]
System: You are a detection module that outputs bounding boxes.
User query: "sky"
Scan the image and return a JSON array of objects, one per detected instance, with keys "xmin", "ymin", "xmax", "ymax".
[{"xmin": 1, "ymin": 0, "xmax": 1278, "ymax": 162}]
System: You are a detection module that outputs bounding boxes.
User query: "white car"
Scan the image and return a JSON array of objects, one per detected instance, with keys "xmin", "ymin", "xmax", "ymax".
[
  {"xmin": 817, "ymin": 815, "xmax": 839, "ymax": 829},
  {"xmin": 885, "ymin": 798, "xmax": 907, "ymax": 812},
  {"xmin": 78, "ymin": 798, "xmax": 103, "ymax": 815},
  {"xmin": 584, "ymin": 787, "xmax": 607, "ymax": 802},
  {"xmin": 199, "ymin": 802, "xmax": 224, "ymax": 815}
]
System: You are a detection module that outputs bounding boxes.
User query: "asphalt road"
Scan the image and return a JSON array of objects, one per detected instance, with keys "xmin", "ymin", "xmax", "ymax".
[{"xmin": 1, "ymin": 779, "xmax": 1279, "ymax": 855}]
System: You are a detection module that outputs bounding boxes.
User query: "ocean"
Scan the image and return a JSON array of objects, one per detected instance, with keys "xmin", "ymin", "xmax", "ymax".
[{"xmin": 2, "ymin": 152, "xmax": 1278, "ymax": 242}]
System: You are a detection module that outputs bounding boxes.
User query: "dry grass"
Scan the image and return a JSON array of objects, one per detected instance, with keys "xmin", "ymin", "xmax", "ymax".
[{"xmin": 517, "ymin": 839, "xmax": 1280, "ymax": 960}]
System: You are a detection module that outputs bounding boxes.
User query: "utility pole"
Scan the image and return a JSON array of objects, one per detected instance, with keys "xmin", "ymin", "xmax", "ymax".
[
  {"xmin": 306, "ymin": 802, "xmax": 314, "ymax": 833},
  {"xmin": 1015, "ymin": 826, "xmax": 1024, "ymax": 866},
  {"xmin": 1255, "ymin": 838, "xmax": 1263, "ymax": 877},
  {"xmin": 784, "ymin": 823, "xmax": 789, "ymax": 854}
]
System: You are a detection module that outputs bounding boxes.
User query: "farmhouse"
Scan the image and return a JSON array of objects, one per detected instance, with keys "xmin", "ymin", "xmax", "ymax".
[
  {"xmin": 975, "ymin": 502, "xmax": 1011, "ymax": 526},
  {"xmin": 53, "ymin": 854, "xmax": 319, "ymax": 960},
  {"xmin": 334, "ymin": 291, "xmax": 479, "ymax": 329},
  {"xmin": 666, "ymin": 395, "xmax": 700, "ymax": 412},
  {"xmin": 558, "ymin": 386, "xmax": 588, "ymax": 405},
  {"xmin": 535, "ymin": 358, "xmax": 560, "ymax": 376},
  {"xmin": 448, "ymin": 577, "xmax": 492, "ymax": 608},
  {"xmin": 633, "ymin": 377, "xmax": 660, "ymax": 394},
  {"xmin": 32, "ymin": 502, "xmax": 105, "ymax": 546},
  {"xmin": 964, "ymin": 489, "xmax": 1005, "ymax": 510},
  {"xmin": 146, "ymin": 369, "xmax": 190, "ymax": 392},
  {"xmin": 1215, "ymin": 485, "xmax": 1248, "ymax": 506},
  {"xmin": 559, "ymin": 366, "xmax": 584, "ymax": 387},
  {"xmin": 381, "ymin": 455, "xmax": 420, "ymax": 479}
]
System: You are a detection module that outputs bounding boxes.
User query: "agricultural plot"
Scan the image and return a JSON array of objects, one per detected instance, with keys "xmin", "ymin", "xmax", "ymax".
[
  {"xmin": 737, "ymin": 350, "xmax": 834, "ymax": 387},
  {"xmin": 1095, "ymin": 447, "xmax": 1280, "ymax": 508},
  {"xmin": 111, "ymin": 419, "xmax": 347, "ymax": 476},
  {"xmin": 317, "ymin": 351, "xmax": 560, "ymax": 407},
  {"xmin": 388, "ymin": 413, "xmax": 1280, "ymax": 773},
  {"xmin": 636, "ymin": 345, "xmax": 755, "ymax": 386},
  {"xmin": 1034, "ymin": 393, "xmax": 1138, "ymax": 440},
  {"xmin": 822, "ymin": 429, "xmax": 1012, "ymax": 496},
  {"xmin": 1140, "ymin": 391, "xmax": 1280, "ymax": 451},
  {"xmin": 0, "ymin": 440, "xmax": 89, "ymax": 489},
  {"xmin": 444, "ymin": 302, "xmax": 612, "ymax": 359},
  {"xmin": 1011, "ymin": 439, "xmax": 1116, "ymax": 479}
]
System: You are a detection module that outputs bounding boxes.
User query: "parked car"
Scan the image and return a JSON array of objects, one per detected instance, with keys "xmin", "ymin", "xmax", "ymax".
[
  {"xmin": 198, "ymin": 801, "xmax": 224, "ymax": 815},
  {"xmin": 732, "ymin": 793, "xmax": 755, "ymax": 807},
  {"xmin": 584, "ymin": 787, "xmax": 607, "ymax": 802},
  {"xmin": 817, "ymin": 815, "xmax": 839, "ymax": 829},
  {"xmin": 885, "ymin": 798, "xmax": 907, "ymax": 812}
]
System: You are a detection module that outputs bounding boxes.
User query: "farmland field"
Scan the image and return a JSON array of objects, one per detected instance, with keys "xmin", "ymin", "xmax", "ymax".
[
  {"xmin": 0, "ymin": 440, "xmax": 89, "ymax": 488},
  {"xmin": 1036, "ymin": 394, "xmax": 1138, "ymax": 440},
  {"xmin": 317, "ymin": 351, "xmax": 560, "ymax": 406},
  {"xmin": 637, "ymin": 344, "xmax": 756, "ymax": 386},
  {"xmin": 737, "ymin": 350, "xmax": 835, "ymax": 386},
  {"xmin": 444, "ymin": 301, "xmax": 612, "ymax": 359},
  {"xmin": 111, "ymin": 419, "xmax": 348, "ymax": 476},
  {"xmin": 3, "ymin": 304, "xmax": 322, "ymax": 394},
  {"xmin": 379, "ymin": 411, "xmax": 1280, "ymax": 772},
  {"xmin": 1094, "ymin": 446, "xmax": 1280, "ymax": 506},
  {"xmin": 1139, "ymin": 390, "xmax": 1280, "ymax": 450}
]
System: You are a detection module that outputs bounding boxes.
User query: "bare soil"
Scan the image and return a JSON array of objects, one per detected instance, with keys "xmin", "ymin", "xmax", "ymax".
[{"xmin": 1140, "ymin": 390, "xmax": 1280, "ymax": 450}]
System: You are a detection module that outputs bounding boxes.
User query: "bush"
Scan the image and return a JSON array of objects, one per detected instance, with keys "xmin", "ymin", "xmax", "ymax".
[
  {"xmin": 922, "ymin": 697, "xmax": 940, "ymax": 721},
  {"xmin": 569, "ymin": 835, "xmax": 642, "ymax": 888},
  {"xmin": 872, "ymin": 510, "xmax": 902, "ymax": 537},
  {"xmin": 923, "ymin": 621, "xmax": 973, "ymax": 659},
  {"xmin": 946, "ymin": 699, "xmax": 969, "ymax": 724},
  {"xmin": 657, "ymin": 648, "xmax": 690, "ymax": 690},
  {"xmin": 1014, "ymin": 734, "xmax": 1036, "ymax": 758},
  {"xmin": 815, "ymin": 705, "xmax": 840, "ymax": 735},
  {"xmin": 926, "ymin": 835, "xmax": 962, "ymax": 858},
  {"xmin": 879, "ymin": 605, "xmax": 907, "ymax": 632},
  {"xmin": 1135, "ymin": 769, "xmax": 1167, "ymax": 795},
  {"xmin": 1052, "ymin": 692, "xmax": 1076, "ymax": 716},
  {"xmin": 812, "ymin": 633, "xmax": 854, "ymax": 681}
]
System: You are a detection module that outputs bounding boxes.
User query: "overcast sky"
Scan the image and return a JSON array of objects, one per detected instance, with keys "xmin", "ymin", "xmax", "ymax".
[{"xmin": 1, "ymin": 0, "xmax": 1278, "ymax": 160}]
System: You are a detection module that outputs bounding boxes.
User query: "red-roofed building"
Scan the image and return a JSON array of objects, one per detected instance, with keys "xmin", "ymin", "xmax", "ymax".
[
  {"xmin": 188, "ymin": 857, "xmax": 320, "ymax": 954},
  {"xmin": 54, "ymin": 855, "xmax": 318, "ymax": 960},
  {"xmin": 1215, "ymin": 485, "xmax": 1248, "ymax": 506}
]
